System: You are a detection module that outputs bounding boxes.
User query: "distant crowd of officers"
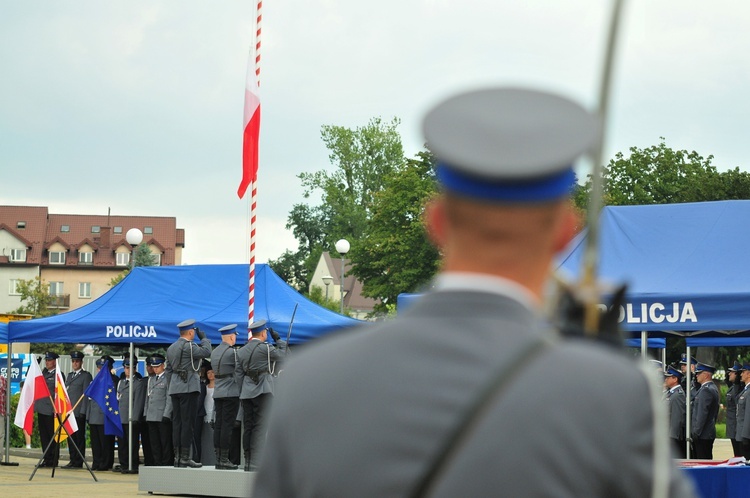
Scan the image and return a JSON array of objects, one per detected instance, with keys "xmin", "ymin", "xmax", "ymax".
[
  {"xmin": 32, "ymin": 318, "xmax": 287, "ymax": 473},
  {"xmin": 663, "ymin": 354, "xmax": 750, "ymax": 460}
]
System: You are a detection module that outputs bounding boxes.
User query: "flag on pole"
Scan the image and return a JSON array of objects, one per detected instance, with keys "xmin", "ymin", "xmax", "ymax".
[
  {"xmin": 53, "ymin": 369, "xmax": 78, "ymax": 443},
  {"xmin": 237, "ymin": 53, "xmax": 261, "ymax": 199},
  {"xmin": 84, "ymin": 360, "xmax": 124, "ymax": 438},
  {"xmin": 13, "ymin": 358, "xmax": 51, "ymax": 434}
]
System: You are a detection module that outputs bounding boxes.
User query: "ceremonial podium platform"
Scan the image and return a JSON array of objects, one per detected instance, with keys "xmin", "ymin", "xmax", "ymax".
[{"xmin": 139, "ymin": 465, "xmax": 256, "ymax": 497}]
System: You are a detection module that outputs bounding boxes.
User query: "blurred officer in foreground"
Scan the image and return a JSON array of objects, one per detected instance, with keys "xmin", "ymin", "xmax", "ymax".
[
  {"xmin": 35, "ymin": 352, "xmax": 62, "ymax": 468},
  {"xmin": 143, "ymin": 353, "xmax": 172, "ymax": 466},
  {"xmin": 691, "ymin": 362, "xmax": 719, "ymax": 459},
  {"xmin": 62, "ymin": 350, "xmax": 92, "ymax": 468},
  {"xmin": 166, "ymin": 318, "xmax": 211, "ymax": 468},
  {"xmin": 663, "ymin": 364, "xmax": 686, "ymax": 458},
  {"xmin": 253, "ymin": 87, "xmax": 696, "ymax": 496},
  {"xmin": 87, "ymin": 355, "xmax": 117, "ymax": 471},
  {"xmin": 236, "ymin": 319, "xmax": 287, "ymax": 471},
  {"xmin": 726, "ymin": 361, "xmax": 743, "ymax": 457},
  {"xmin": 210, "ymin": 324, "xmax": 241, "ymax": 470}
]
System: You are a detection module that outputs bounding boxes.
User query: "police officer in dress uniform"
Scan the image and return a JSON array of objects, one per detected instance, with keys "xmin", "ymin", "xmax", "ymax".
[
  {"xmin": 35, "ymin": 352, "xmax": 63, "ymax": 468},
  {"xmin": 725, "ymin": 361, "xmax": 743, "ymax": 457},
  {"xmin": 691, "ymin": 362, "xmax": 720, "ymax": 459},
  {"xmin": 253, "ymin": 87, "xmax": 696, "ymax": 496},
  {"xmin": 165, "ymin": 318, "xmax": 211, "ymax": 468},
  {"xmin": 87, "ymin": 355, "xmax": 117, "ymax": 471},
  {"xmin": 143, "ymin": 353, "xmax": 173, "ymax": 466},
  {"xmin": 664, "ymin": 364, "xmax": 687, "ymax": 458},
  {"xmin": 735, "ymin": 363, "xmax": 750, "ymax": 459},
  {"xmin": 210, "ymin": 324, "xmax": 241, "ymax": 470},
  {"xmin": 62, "ymin": 350, "xmax": 92, "ymax": 468},
  {"xmin": 236, "ymin": 319, "xmax": 287, "ymax": 471},
  {"xmin": 116, "ymin": 355, "xmax": 145, "ymax": 474}
]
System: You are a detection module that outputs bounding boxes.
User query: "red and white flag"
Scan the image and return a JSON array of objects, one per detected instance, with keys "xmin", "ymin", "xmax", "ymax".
[
  {"xmin": 53, "ymin": 369, "xmax": 78, "ymax": 442},
  {"xmin": 13, "ymin": 358, "xmax": 51, "ymax": 434},
  {"xmin": 238, "ymin": 54, "xmax": 261, "ymax": 199}
]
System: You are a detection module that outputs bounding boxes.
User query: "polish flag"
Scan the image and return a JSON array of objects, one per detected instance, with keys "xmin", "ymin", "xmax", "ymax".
[
  {"xmin": 53, "ymin": 369, "xmax": 78, "ymax": 442},
  {"xmin": 238, "ymin": 55, "xmax": 261, "ymax": 199},
  {"xmin": 14, "ymin": 358, "xmax": 51, "ymax": 434}
]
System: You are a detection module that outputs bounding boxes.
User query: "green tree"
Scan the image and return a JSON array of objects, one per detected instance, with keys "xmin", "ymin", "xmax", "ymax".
[
  {"xmin": 109, "ymin": 243, "xmax": 159, "ymax": 287},
  {"xmin": 11, "ymin": 277, "xmax": 56, "ymax": 318},
  {"xmin": 307, "ymin": 285, "xmax": 343, "ymax": 313},
  {"xmin": 281, "ymin": 117, "xmax": 406, "ymax": 291},
  {"xmin": 575, "ymin": 139, "xmax": 750, "ymax": 211},
  {"xmin": 268, "ymin": 250, "xmax": 307, "ymax": 291},
  {"xmin": 349, "ymin": 151, "xmax": 440, "ymax": 313}
]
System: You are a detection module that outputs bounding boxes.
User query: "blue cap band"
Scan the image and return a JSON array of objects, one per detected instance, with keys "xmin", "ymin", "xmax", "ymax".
[{"xmin": 436, "ymin": 163, "xmax": 576, "ymax": 202}]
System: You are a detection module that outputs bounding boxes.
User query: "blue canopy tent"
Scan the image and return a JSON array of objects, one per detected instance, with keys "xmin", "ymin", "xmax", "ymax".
[
  {"xmin": 625, "ymin": 338, "xmax": 666, "ymax": 349},
  {"xmin": 556, "ymin": 200, "xmax": 750, "ymax": 337},
  {"xmin": 7, "ymin": 264, "xmax": 362, "ymax": 345},
  {"xmin": 0, "ymin": 322, "xmax": 6, "ymax": 343}
]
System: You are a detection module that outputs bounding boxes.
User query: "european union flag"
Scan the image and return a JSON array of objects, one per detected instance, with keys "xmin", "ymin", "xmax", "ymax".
[{"xmin": 84, "ymin": 360, "xmax": 123, "ymax": 438}]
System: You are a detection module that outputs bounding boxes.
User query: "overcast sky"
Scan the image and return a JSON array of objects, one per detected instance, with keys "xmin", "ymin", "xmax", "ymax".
[{"xmin": 3, "ymin": 1, "xmax": 749, "ymax": 265}]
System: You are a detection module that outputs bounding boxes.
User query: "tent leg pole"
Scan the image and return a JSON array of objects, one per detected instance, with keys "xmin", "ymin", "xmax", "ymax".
[
  {"xmin": 686, "ymin": 345, "xmax": 691, "ymax": 459},
  {"xmin": 1, "ymin": 342, "xmax": 18, "ymax": 466},
  {"xmin": 641, "ymin": 331, "xmax": 647, "ymax": 360}
]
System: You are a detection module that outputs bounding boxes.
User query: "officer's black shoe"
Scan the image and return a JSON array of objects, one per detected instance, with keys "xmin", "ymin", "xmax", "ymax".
[
  {"xmin": 219, "ymin": 449, "xmax": 238, "ymax": 470},
  {"xmin": 112, "ymin": 465, "xmax": 122, "ymax": 472},
  {"xmin": 121, "ymin": 468, "xmax": 139, "ymax": 474},
  {"xmin": 177, "ymin": 448, "xmax": 202, "ymax": 468}
]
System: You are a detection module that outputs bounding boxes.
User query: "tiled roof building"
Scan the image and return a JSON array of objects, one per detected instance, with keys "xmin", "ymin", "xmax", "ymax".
[{"xmin": 0, "ymin": 206, "xmax": 184, "ymax": 313}]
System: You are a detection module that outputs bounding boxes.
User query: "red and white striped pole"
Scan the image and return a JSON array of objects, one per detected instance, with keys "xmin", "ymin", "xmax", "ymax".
[{"xmin": 247, "ymin": 0, "xmax": 262, "ymax": 338}]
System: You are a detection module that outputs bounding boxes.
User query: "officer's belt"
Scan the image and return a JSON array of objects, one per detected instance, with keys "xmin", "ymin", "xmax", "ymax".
[{"xmin": 214, "ymin": 373, "xmax": 233, "ymax": 379}]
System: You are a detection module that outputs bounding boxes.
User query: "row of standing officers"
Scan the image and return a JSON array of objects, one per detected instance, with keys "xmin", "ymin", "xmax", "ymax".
[{"xmin": 34, "ymin": 318, "xmax": 286, "ymax": 472}]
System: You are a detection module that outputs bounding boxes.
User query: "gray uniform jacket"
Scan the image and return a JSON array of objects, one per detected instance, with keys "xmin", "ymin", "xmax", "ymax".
[
  {"xmin": 65, "ymin": 369, "xmax": 93, "ymax": 417},
  {"xmin": 34, "ymin": 368, "xmax": 61, "ymax": 416},
  {"xmin": 691, "ymin": 381, "xmax": 720, "ymax": 440},
  {"xmin": 210, "ymin": 342, "xmax": 241, "ymax": 399},
  {"xmin": 117, "ymin": 377, "xmax": 146, "ymax": 424},
  {"xmin": 726, "ymin": 383, "xmax": 740, "ymax": 439},
  {"xmin": 665, "ymin": 385, "xmax": 686, "ymax": 440},
  {"xmin": 166, "ymin": 337, "xmax": 212, "ymax": 395},
  {"xmin": 143, "ymin": 374, "xmax": 172, "ymax": 422},
  {"xmin": 253, "ymin": 290, "xmax": 696, "ymax": 497},
  {"xmin": 236, "ymin": 338, "xmax": 287, "ymax": 400},
  {"xmin": 736, "ymin": 385, "xmax": 750, "ymax": 441}
]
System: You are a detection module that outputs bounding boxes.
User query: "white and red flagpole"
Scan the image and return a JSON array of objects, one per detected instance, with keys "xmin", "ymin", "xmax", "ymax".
[{"xmin": 238, "ymin": 0, "xmax": 263, "ymax": 337}]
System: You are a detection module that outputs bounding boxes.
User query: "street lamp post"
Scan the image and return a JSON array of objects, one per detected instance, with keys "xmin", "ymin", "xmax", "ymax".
[
  {"xmin": 334, "ymin": 239, "xmax": 350, "ymax": 315},
  {"xmin": 322, "ymin": 275, "xmax": 333, "ymax": 302},
  {"xmin": 126, "ymin": 228, "xmax": 143, "ymax": 270},
  {"xmin": 123, "ymin": 227, "xmax": 142, "ymax": 473}
]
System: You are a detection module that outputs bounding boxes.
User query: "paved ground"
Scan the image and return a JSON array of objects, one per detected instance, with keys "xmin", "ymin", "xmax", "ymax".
[{"xmin": 0, "ymin": 440, "xmax": 737, "ymax": 497}]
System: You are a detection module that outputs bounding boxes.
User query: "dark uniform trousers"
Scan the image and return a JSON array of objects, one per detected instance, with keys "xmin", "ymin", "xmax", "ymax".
[
  {"xmin": 38, "ymin": 413, "xmax": 59, "ymax": 465},
  {"xmin": 68, "ymin": 414, "xmax": 87, "ymax": 466},
  {"xmin": 141, "ymin": 413, "xmax": 154, "ymax": 466},
  {"xmin": 90, "ymin": 424, "xmax": 115, "ymax": 470},
  {"xmin": 148, "ymin": 420, "xmax": 173, "ymax": 466},
  {"xmin": 694, "ymin": 439, "xmax": 714, "ymax": 460},
  {"xmin": 117, "ymin": 422, "xmax": 141, "ymax": 470},
  {"xmin": 214, "ymin": 397, "xmax": 240, "ymax": 450},
  {"xmin": 171, "ymin": 392, "xmax": 199, "ymax": 450},
  {"xmin": 242, "ymin": 393, "xmax": 270, "ymax": 465},
  {"xmin": 670, "ymin": 438, "xmax": 686, "ymax": 459}
]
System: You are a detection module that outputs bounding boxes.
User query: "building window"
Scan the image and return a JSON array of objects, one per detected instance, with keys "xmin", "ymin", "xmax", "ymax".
[
  {"xmin": 9, "ymin": 279, "xmax": 20, "ymax": 295},
  {"xmin": 49, "ymin": 251, "xmax": 66, "ymax": 264},
  {"xmin": 79, "ymin": 252, "xmax": 93, "ymax": 265},
  {"xmin": 152, "ymin": 253, "xmax": 162, "ymax": 266},
  {"xmin": 9, "ymin": 248, "xmax": 26, "ymax": 262},
  {"xmin": 49, "ymin": 281, "xmax": 64, "ymax": 296},
  {"xmin": 116, "ymin": 253, "xmax": 130, "ymax": 266},
  {"xmin": 114, "ymin": 226, "xmax": 123, "ymax": 234},
  {"xmin": 91, "ymin": 226, "xmax": 101, "ymax": 233},
  {"xmin": 17, "ymin": 221, "xmax": 26, "ymax": 229},
  {"xmin": 144, "ymin": 226, "xmax": 153, "ymax": 234},
  {"xmin": 78, "ymin": 282, "xmax": 91, "ymax": 299},
  {"xmin": 61, "ymin": 225, "xmax": 70, "ymax": 233}
]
